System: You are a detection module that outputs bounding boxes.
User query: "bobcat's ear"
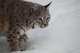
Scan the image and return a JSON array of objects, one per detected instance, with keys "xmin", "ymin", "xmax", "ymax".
[{"xmin": 45, "ymin": 1, "xmax": 52, "ymax": 9}]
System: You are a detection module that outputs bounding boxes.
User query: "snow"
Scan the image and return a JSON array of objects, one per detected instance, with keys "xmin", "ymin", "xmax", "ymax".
[{"xmin": 0, "ymin": 0, "xmax": 80, "ymax": 53}]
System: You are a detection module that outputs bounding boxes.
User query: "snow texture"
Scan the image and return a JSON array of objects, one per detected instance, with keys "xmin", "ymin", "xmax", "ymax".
[{"xmin": 0, "ymin": 0, "xmax": 80, "ymax": 53}]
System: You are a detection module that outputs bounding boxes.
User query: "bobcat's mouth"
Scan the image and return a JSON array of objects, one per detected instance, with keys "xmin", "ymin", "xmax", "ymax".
[
  {"xmin": 32, "ymin": 22, "xmax": 35, "ymax": 29},
  {"xmin": 32, "ymin": 22, "xmax": 40, "ymax": 29}
]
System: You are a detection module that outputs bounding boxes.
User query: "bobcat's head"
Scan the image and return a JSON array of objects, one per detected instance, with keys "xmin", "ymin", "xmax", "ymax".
[{"xmin": 33, "ymin": 2, "xmax": 52, "ymax": 28}]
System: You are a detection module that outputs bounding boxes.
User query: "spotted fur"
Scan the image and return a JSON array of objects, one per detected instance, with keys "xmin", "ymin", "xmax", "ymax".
[{"xmin": 0, "ymin": 0, "xmax": 51, "ymax": 52}]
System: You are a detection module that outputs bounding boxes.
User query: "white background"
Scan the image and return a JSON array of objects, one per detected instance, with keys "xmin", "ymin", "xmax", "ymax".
[{"xmin": 0, "ymin": 0, "xmax": 80, "ymax": 53}]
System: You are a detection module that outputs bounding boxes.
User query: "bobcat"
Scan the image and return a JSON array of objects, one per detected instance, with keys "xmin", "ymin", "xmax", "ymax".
[{"xmin": 0, "ymin": 0, "xmax": 51, "ymax": 52}]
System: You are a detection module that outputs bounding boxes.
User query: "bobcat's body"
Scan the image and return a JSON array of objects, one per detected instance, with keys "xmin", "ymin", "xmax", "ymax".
[{"xmin": 0, "ymin": 0, "xmax": 51, "ymax": 52}]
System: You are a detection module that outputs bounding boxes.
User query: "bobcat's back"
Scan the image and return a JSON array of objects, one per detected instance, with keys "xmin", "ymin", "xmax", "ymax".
[
  {"xmin": 0, "ymin": 0, "xmax": 10, "ymax": 33},
  {"xmin": 0, "ymin": 0, "xmax": 24, "ymax": 33}
]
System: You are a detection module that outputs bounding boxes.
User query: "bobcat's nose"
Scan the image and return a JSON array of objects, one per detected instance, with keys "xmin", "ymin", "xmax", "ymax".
[
  {"xmin": 41, "ymin": 24, "xmax": 48, "ymax": 28},
  {"xmin": 44, "ymin": 22, "xmax": 48, "ymax": 27},
  {"xmin": 44, "ymin": 24, "xmax": 47, "ymax": 26},
  {"xmin": 40, "ymin": 22, "xmax": 48, "ymax": 28},
  {"xmin": 43, "ymin": 23, "xmax": 48, "ymax": 28}
]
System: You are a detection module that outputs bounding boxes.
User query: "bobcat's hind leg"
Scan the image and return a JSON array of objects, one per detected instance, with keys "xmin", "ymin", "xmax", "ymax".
[{"xmin": 19, "ymin": 33, "xmax": 28, "ymax": 51}]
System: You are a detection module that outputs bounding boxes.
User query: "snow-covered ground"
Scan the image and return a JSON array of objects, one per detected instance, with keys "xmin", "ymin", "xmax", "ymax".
[{"xmin": 0, "ymin": 0, "xmax": 80, "ymax": 53}]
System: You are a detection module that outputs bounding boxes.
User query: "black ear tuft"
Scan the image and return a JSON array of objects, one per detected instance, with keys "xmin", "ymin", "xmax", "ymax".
[{"xmin": 45, "ymin": 1, "xmax": 52, "ymax": 9}]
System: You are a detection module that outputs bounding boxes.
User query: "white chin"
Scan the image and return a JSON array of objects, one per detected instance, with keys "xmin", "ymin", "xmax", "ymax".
[
  {"xmin": 32, "ymin": 25, "xmax": 40, "ymax": 29},
  {"xmin": 40, "ymin": 26, "xmax": 47, "ymax": 28},
  {"xmin": 40, "ymin": 25, "xmax": 48, "ymax": 28}
]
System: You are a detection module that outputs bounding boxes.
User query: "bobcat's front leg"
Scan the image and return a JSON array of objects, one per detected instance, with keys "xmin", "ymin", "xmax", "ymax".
[
  {"xmin": 19, "ymin": 33, "xmax": 28, "ymax": 48},
  {"xmin": 7, "ymin": 28, "xmax": 28, "ymax": 52},
  {"xmin": 7, "ymin": 29, "xmax": 20, "ymax": 52}
]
